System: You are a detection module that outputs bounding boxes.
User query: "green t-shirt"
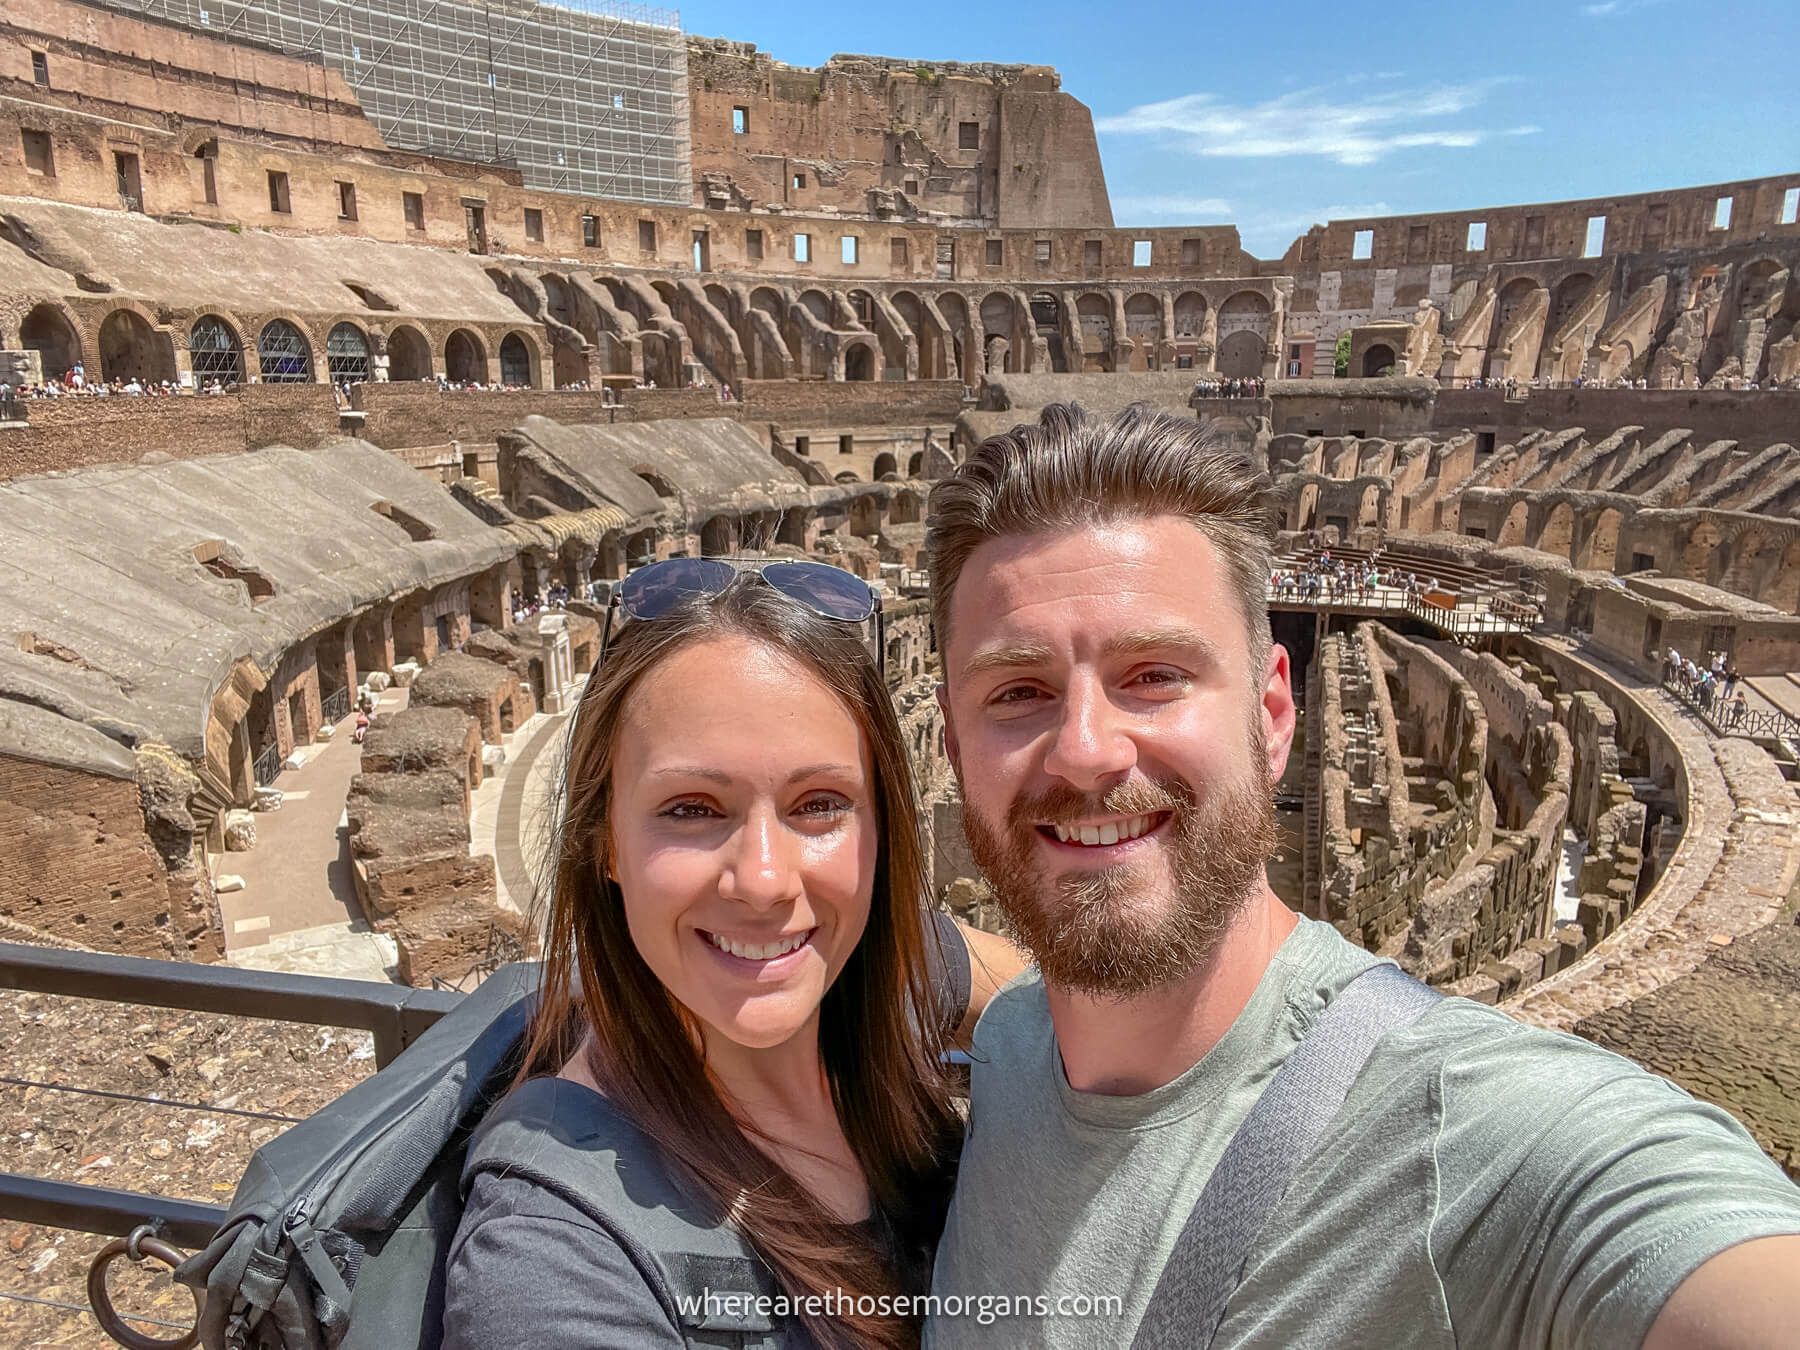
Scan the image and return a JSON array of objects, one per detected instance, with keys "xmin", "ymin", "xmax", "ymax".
[{"xmin": 926, "ymin": 916, "xmax": 1800, "ymax": 1348}]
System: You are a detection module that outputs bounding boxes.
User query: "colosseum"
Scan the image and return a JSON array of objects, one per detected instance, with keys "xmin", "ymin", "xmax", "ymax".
[{"xmin": 0, "ymin": 0, "xmax": 1795, "ymax": 1338}]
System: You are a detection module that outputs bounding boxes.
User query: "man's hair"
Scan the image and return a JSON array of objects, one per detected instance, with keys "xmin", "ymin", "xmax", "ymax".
[{"xmin": 926, "ymin": 401, "xmax": 1278, "ymax": 670}]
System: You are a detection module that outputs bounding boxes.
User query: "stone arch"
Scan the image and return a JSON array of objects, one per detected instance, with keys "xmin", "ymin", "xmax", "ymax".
[
  {"xmin": 1075, "ymin": 292, "xmax": 1114, "ymax": 371},
  {"xmin": 1678, "ymin": 518, "xmax": 1723, "ymax": 581},
  {"xmin": 19, "ymin": 302, "xmax": 82, "ymax": 381},
  {"xmin": 1737, "ymin": 257, "xmax": 1784, "ymax": 314},
  {"xmin": 1766, "ymin": 537, "xmax": 1800, "ymax": 614},
  {"xmin": 843, "ymin": 342, "xmax": 876, "ymax": 381},
  {"xmin": 891, "ymin": 490, "xmax": 922, "ymax": 524},
  {"xmin": 325, "ymin": 321, "xmax": 370, "ymax": 384},
  {"xmin": 386, "ymin": 324, "xmax": 433, "ymax": 381},
  {"xmin": 1173, "ymin": 291, "xmax": 1208, "ymax": 339},
  {"xmin": 1716, "ymin": 526, "xmax": 1776, "ymax": 596},
  {"xmin": 938, "ymin": 292, "xmax": 973, "ymax": 381},
  {"xmin": 798, "ymin": 289, "xmax": 833, "ymax": 325},
  {"xmin": 1361, "ymin": 343, "xmax": 1396, "ymax": 377},
  {"xmin": 1294, "ymin": 481, "xmax": 1320, "ymax": 531},
  {"xmin": 1217, "ymin": 330, "xmax": 1264, "ymax": 378},
  {"xmin": 1124, "ymin": 293, "xmax": 1162, "ymax": 370},
  {"xmin": 849, "ymin": 495, "xmax": 880, "ymax": 539},
  {"xmin": 891, "ymin": 290, "xmax": 940, "ymax": 378},
  {"xmin": 1493, "ymin": 278, "xmax": 1538, "ymax": 336},
  {"xmin": 1575, "ymin": 506, "xmax": 1625, "ymax": 571},
  {"xmin": 445, "ymin": 329, "xmax": 487, "ymax": 384},
  {"xmin": 980, "ymin": 291, "xmax": 1018, "ymax": 372},
  {"xmin": 1549, "ymin": 273, "xmax": 1595, "ymax": 333},
  {"xmin": 700, "ymin": 516, "xmax": 733, "ymax": 557},
  {"xmin": 187, "ymin": 313, "xmax": 244, "ymax": 384},
  {"xmin": 98, "ymin": 308, "xmax": 176, "ymax": 383},
  {"xmin": 498, "ymin": 332, "xmax": 535, "ymax": 387},
  {"xmin": 1535, "ymin": 499, "xmax": 1576, "ymax": 560},
  {"xmin": 1496, "ymin": 498, "xmax": 1530, "ymax": 548},
  {"xmin": 872, "ymin": 451, "xmax": 898, "ymax": 480},
  {"xmin": 776, "ymin": 508, "xmax": 808, "ymax": 549},
  {"xmin": 1357, "ymin": 482, "xmax": 1384, "ymax": 529},
  {"xmin": 256, "ymin": 318, "xmax": 313, "ymax": 383}
]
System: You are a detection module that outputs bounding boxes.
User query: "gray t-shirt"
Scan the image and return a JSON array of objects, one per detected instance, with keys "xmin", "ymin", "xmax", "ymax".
[{"xmin": 927, "ymin": 916, "xmax": 1800, "ymax": 1348}]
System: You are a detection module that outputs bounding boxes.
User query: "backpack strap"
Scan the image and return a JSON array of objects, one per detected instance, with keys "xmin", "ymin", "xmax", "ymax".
[
  {"xmin": 1131, "ymin": 962, "xmax": 1442, "ymax": 1350},
  {"xmin": 464, "ymin": 1077, "xmax": 782, "ymax": 1347}
]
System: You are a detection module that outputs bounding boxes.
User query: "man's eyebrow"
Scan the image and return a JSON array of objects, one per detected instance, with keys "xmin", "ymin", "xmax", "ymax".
[
  {"xmin": 961, "ymin": 640, "xmax": 1056, "ymax": 679},
  {"xmin": 1102, "ymin": 626, "xmax": 1227, "ymax": 664}
]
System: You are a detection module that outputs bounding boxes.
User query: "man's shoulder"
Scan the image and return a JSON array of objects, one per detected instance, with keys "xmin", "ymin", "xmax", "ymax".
[{"xmin": 969, "ymin": 965, "xmax": 1049, "ymax": 1055}]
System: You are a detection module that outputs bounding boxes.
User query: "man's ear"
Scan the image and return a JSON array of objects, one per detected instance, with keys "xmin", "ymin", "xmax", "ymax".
[
  {"xmin": 936, "ymin": 681, "xmax": 963, "ymax": 779},
  {"xmin": 1261, "ymin": 642, "xmax": 1297, "ymax": 784}
]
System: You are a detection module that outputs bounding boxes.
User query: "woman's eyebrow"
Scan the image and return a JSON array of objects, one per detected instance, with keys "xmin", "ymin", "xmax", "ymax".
[{"xmin": 644, "ymin": 764, "xmax": 859, "ymax": 785}]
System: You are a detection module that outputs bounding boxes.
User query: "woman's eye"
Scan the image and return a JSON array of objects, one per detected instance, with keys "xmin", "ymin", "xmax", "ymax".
[
  {"xmin": 796, "ymin": 795, "xmax": 851, "ymax": 817},
  {"xmin": 661, "ymin": 800, "xmax": 719, "ymax": 819}
]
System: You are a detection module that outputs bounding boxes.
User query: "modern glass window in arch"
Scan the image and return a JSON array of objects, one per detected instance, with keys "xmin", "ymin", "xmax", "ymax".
[
  {"xmin": 326, "ymin": 323, "xmax": 370, "ymax": 384},
  {"xmin": 188, "ymin": 315, "xmax": 243, "ymax": 384},
  {"xmin": 257, "ymin": 320, "xmax": 313, "ymax": 383}
]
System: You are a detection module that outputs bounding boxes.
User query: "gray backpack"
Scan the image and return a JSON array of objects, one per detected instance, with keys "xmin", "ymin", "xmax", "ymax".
[{"xmin": 172, "ymin": 963, "xmax": 773, "ymax": 1348}]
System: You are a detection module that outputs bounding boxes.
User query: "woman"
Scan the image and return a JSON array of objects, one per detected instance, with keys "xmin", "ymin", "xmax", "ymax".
[{"xmin": 443, "ymin": 558, "xmax": 1021, "ymax": 1349}]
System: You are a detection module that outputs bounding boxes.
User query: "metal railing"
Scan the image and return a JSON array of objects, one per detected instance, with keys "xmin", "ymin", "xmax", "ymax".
[
  {"xmin": 1660, "ymin": 673, "xmax": 1800, "ymax": 743},
  {"xmin": 0, "ymin": 940, "xmax": 464, "ymax": 1251},
  {"xmin": 251, "ymin": 740, "xmax": 282, "ymax": 788},
  {"xmin": 1269, "ymin": 580, "xmax": 1541, "ymax": 639},
  {"xmin": 321, "ymin": 685, "xmax": 351, "ymax": 726}
]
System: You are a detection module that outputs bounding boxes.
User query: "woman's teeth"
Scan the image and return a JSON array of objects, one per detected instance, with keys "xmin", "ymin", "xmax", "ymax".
[
  {"xmin": 706, "ymin": 930, "xmax": 810, "ymax": 961},
  {"xmin": 1051, "ymin": 815, "xmax": 1154, "ymax": 847}
]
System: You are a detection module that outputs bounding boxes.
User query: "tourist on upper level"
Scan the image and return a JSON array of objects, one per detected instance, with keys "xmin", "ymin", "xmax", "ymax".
[
  {"xmin": 923, "ymin": 402, "xmax": 1800, "ymax": 1349},
  {"xmin": 443, "ymin": 560, "xmax": 1023, "ymax": 1349}
]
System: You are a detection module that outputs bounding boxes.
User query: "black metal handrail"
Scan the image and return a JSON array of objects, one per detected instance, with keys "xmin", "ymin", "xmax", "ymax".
[
  {"xmin": 321, "ymin": 685, "xmax": 351, "ymax": 725},
  {"xmin": 251, "ymin": 740, "xmax": 282, "ymax": 788},
  {"xmin": 0, "ymin": 941, "xmax": 467, "ymax": 1256},
  {"xmin": 1660, "ymin": 673, "xmax": 1800, "ymax": 742}
]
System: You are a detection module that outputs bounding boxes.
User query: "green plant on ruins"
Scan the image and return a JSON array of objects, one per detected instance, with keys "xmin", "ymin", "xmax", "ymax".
[{"xmin": 1334, "ymin": 331, "xmax": 1351, "ymax": 378}]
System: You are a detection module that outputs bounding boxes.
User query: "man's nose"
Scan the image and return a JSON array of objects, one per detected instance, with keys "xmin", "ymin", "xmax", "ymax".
[
  {"xmin": 1041, "ymin": 675, "xmax": 1136, "ymax": 791},
  {"xmin": 719, "ymin": 808, "xmax": 799, "ymax": 910}
]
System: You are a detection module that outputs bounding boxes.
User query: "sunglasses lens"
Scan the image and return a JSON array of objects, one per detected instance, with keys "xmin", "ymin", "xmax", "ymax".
[
  {"xmin": 762, "ymin": 561, "xmax": 877, "ymax": 622},
  {"xmin": 617, "ymin": 557, "xmax": 736, "ymax": 619}
]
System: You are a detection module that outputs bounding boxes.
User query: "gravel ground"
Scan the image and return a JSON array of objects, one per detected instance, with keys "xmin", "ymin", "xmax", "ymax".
[{"xmin": 0, "ymin": 988, "xmax": 377, "ymax": 1347}]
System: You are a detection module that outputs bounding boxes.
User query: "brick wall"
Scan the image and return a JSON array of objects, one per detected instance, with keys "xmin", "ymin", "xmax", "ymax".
[
  {"xmin": 0, "ymin": 754, "xmax": 177, "ymax": 957},
  {"xmin": 0, "ymin": 386, "xmax": 341, "ymax": 480}
]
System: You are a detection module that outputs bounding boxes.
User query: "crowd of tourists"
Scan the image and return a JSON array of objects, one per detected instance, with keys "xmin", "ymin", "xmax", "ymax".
[
  {"xmin": 1, "ymin": 365, "xmax": 209, "ymax": 401},
  {"xmin": 1269, "ymin": 547, "xmax": 1441, "ymax": 604},
  {"xmin": 1192, "ymin": 376, "xmax": 1266, "ymax": 399},
  {"xmin": 1660, "ymin": 646, "xmax": 1749, "ymax": 725},
  {"xmin": 1455, "ymin": 373, "xmax": 1796, "ymax": 392}
]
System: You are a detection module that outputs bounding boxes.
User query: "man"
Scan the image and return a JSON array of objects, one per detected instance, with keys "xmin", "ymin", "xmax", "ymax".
[{"xmin": 923, "ymin": 403, "xmax": 1800, "ymax": 1347}]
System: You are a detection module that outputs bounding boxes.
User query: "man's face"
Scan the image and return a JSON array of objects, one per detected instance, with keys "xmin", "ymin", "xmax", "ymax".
[{"xmin": 938, "ymin": 516, "xmax": 1295, "ymax": 998}]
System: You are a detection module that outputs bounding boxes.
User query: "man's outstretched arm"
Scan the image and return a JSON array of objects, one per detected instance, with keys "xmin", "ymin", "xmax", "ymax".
[{"xmin": 1643, "ymin": 1234, "xmax": 1800, "ymax": 1350}]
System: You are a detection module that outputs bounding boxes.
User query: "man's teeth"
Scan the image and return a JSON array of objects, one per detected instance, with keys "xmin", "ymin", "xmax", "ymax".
[
  {"xmin": 707, "ymin": 930, "xmax": 810, "ymax": 961},
  {"xmin": 1052, "ymin": 815, "xmax": 1154, "ymax": 846}
]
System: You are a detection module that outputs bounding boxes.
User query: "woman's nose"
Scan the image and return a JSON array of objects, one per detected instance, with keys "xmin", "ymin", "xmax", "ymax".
[{"xmin": 719, "ymin": 809, "xmax": 799, "ymax": 909}]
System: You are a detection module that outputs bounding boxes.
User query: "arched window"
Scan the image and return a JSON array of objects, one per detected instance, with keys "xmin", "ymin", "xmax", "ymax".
[
  {"xmin": 257, "ymin": 320, "xmax": 313, "ymax": 383},
  {"xmin": 499, "ymin": 333, "xmax": 533, "ymax": 388},
  {"xmin": 326, "ymin": 323, "xmax": 370, "ymax": 384},
  {"xmin": 189, "ymin": 316, "xmax": 243, "ymax": 384},
  {"xmin": 444, "ymin": 329, "xmax": 485, "ymax": 384}
]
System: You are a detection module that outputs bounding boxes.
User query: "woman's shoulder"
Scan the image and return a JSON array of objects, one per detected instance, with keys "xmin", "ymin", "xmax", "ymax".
[{"xmin": 448, "ymin": 1078, "xmax": 781, "ymax": 1347}]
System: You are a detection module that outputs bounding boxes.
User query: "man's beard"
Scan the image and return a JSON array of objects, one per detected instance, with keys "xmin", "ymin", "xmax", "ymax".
[{"xmin": 960, "ymin": 732, "xmax": 1277, "ymax": 999}]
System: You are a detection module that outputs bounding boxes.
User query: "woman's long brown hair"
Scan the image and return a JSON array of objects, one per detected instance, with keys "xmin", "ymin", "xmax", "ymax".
[{"xmin": 512, "ymin": 577, "xmax": 960, "ymax": 1348}]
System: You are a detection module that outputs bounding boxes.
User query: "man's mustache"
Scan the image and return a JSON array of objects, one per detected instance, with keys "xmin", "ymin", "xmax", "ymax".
[{"xmin": 1006, "ymin": 777, "xmax": 1192, "ymax": 830}]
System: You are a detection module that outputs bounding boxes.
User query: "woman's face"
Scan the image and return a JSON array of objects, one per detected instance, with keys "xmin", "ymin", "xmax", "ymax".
[{"xmin": 607, "ymin": 633, "xmax": 880, "ymax": 1051}]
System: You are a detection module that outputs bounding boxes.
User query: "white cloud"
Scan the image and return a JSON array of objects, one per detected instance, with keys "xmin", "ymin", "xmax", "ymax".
[
  {"xmin": 1096, "ymin": 79, "xmax": 1529, "ymax": 167},
  {"xmin": 1243, "ymin": 202, "xmax": 1395, "ymax": 235},
  {"xmin": 1581, "ymin": 0, "xmax": 1671, "ymax": 16},
  {"xmin": 1111, "ymin": 193, "xmax": 1233, "ymax": 222}
]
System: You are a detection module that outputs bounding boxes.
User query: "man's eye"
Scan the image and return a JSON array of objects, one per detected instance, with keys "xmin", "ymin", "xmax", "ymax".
[
  {"xmin": 1134, "ymin": 669, "xmax": 1188, "ymax": 687},
  {"xmin": 991, "ymin": 685, "xmax": 1041, "ymax": 705}
]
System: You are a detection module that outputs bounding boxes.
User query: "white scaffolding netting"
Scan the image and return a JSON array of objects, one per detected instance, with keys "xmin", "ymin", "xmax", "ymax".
[{"xmin": 97, "ymin": 0, "xmax": 691, "ymax": 206}]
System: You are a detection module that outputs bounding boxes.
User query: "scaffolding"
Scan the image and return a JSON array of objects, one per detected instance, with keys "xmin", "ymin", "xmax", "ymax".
[{"xmin": 92, "ymin": 0, "xmax": 691, "ymax": 206}]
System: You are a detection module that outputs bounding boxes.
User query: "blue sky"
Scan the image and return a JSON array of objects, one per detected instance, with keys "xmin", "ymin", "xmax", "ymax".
[{"xmin": 674, "ymin": 0, "xmax": 1800, "ymax": 258}]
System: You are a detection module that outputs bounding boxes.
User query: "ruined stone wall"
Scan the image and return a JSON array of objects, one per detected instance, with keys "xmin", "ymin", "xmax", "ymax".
[
  {"xmin": 1433, "ymin": 387, "xmax": 1800, "ymax": 448},
  {"xmin": 0, "ymin": 386, "xmax": 342, "ymax": 481},
  {"xmin": 1394, "ymin": 640, "xmax": 1575, "ymax": 988},
  {"xmin": 0, "ymin": 750, "xmax": 214, "ymax": 960}
]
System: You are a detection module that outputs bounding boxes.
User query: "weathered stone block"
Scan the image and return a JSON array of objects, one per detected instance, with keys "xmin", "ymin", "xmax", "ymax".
[
  {"xmin": 222, "ymin": 809, "xmax": 257, "ymax": 851},
  {"xmin": 252, "ymin": 787, "xmax": 284, "ymax": 812}
]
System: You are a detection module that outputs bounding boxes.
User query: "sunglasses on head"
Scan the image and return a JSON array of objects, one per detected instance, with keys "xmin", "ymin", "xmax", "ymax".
[{"xmin": 595, "ymin": 556, "xmax": 885, "ymax": 672}]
